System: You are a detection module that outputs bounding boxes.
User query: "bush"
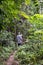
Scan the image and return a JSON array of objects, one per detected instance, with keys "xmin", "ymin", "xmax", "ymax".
[
  {"xmin": 26, "ymin": 14, "xmax": 43, "ymax": 44},
  {"xmin": 14, "ymin": 43, "xmax": 43, "ymax": 65},
  {"xmin": 0, "ymin": 43, "xmax": 15, "ymax": 65},
  {"xmin": 0, "ymin": 30, "xmax": 14, "ymax": 46}
]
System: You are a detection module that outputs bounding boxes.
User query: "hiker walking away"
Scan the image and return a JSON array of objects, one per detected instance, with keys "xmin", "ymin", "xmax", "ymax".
[{"xmin": 16, "ymin": 32, "xmax": 23, "ymax": 46}]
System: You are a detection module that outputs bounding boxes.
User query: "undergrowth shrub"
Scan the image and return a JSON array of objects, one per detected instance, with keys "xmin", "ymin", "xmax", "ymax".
[
  {"xmin": 0, "ymin": 30, "xmax": 14, "ymax": 46},
  {"xmin": 14, "ymin": 43, "xmax": 43, "ymax": 65},
  {"xmin": 0, "ymin": 30, "xmax": 15, "ymax": 65}
]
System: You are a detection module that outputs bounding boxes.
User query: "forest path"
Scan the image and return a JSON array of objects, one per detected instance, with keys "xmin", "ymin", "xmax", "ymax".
[{"xmin": 6, "ymin": 51, "xmax": 19, "ymax": 65}]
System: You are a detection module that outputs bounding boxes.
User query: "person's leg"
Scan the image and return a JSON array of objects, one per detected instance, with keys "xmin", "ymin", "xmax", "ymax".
[
  {"xmin": 15, "ymin": 42, "xmax": 18, "ymax": 50},
  {"xmin": 18, "ymin": 43, "xmax": 21, "ymax": 46}
]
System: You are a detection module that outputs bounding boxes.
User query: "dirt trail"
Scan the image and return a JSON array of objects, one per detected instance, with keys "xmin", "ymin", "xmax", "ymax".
[{"xmin": 6, "ymin": 51, "xmax": 19, "ymax": 65}]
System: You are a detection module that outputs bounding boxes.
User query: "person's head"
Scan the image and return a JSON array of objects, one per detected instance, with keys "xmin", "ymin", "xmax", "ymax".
[{"xmin": 18, "ymin": 32, "xmax": 21, "ymax": 35}]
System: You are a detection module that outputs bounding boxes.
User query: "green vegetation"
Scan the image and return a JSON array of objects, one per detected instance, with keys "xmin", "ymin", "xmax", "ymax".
[
  {"xmin": 0, "ymin": 30, "xmax": 15, "ymax": 65},
  {"xmin": 0, "ymin": 46, "xmax": 15, "ymax": 65},
  {"xmin": 15, "ymin": 43, "xmax": 43, "ymax": 65},
  {"xmin": 14, "ymin": 14, "xmax": 43, "ymax": 65},
  {"xmin": 0, "ymin": 0, "xmax": 43, "ymax": 65}
]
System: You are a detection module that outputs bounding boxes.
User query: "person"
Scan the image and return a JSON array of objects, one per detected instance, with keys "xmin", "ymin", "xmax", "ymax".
[{"xmin": 16, "ymin": 32, "xmax": 23, "ymax": 46}]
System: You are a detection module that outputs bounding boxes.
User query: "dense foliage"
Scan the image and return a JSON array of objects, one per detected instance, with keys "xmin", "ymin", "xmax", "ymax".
[
  {"xmin": 27, "ymin": 14, "xmax": 43, "ymax": 43},
  {"xmin": 0, "ymin": 45, "xmax": 15, "ymax": 65},
  {"xmin": 0, "ymin": 0, "xmax": 43, "ymax": 65},
  {"xmin": 14, "ymin": 14, "xmax": 43, "ymax": 65},
  {"xmin": 0, "ymin": 30, "xmax": 14, "ymax": 46},
  {"xmin": 0, "ymin": 0, "xmax": 39, "ymax": 31},
  {"xmin": 15, "ymin": 43, "xmax": 43, "ymax": 65},
  {"xmin": 0, "ymin": 31, "xmax": 15, "ymax": 65}
]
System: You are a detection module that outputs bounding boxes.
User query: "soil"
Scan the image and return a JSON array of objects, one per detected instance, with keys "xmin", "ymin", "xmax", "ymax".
[{"xmin": 6, "ymin": 51, "xmax": 19, "ymax": 65}]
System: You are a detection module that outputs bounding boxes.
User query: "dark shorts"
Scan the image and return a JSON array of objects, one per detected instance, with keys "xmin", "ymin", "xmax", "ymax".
[{"xmin": 18, "ymin": 43, "xmax": 21, "ymax": 46}]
